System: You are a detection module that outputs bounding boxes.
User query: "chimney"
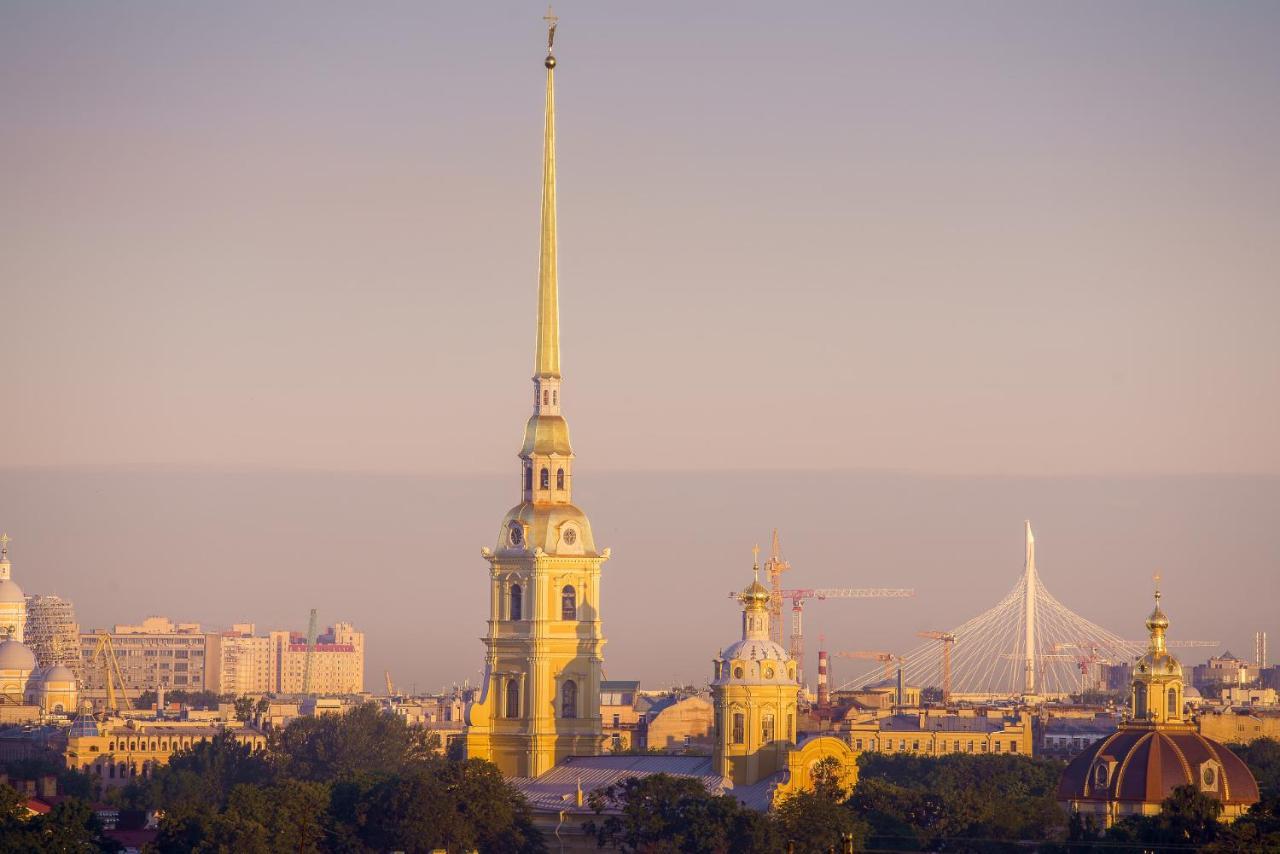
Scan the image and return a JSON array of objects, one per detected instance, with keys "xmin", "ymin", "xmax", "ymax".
[{"xmin": 817, "ymin": 650, "xmax": 830, "ymax": 708}]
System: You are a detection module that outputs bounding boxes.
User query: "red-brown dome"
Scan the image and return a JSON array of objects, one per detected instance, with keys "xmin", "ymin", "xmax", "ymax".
[{"xmin": 1058, "ymin": 727, "xmax": 1259, "ymax": 807}]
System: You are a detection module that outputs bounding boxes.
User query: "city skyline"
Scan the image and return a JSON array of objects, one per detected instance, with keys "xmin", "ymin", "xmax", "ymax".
[{"xmin": 2, "ymin": 3, "xmax": 1278, "ymax": 694}]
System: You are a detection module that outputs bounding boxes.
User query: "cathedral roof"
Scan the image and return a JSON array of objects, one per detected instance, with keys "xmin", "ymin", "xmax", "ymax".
[
  {"xmin": 0, "ymin": 578, "xmax": 25, "ymax": 604},
  {"xmin": 0, "ymin": 639, "xmax": 36, "ymax": 671},
  {"xmin": 1057, "ymin": 728, "xmax": 1259, "ymax": 807}
]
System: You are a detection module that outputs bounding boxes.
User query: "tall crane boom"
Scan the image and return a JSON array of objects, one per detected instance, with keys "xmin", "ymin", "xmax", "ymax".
[
  {"xmin": 917, "ymin": 631, "xmax": 956, "ymax": 704},
  {"xmin": 764, "ymin": 530, "xmax": 791, "ymax": 647},
  {"xmin": 302, "ymin": 608, "xmax": 318, "ymax": 696}
]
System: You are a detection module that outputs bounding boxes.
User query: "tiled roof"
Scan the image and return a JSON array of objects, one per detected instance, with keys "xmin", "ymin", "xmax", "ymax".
[
  {"xmin": 601, "ymin": 681, "xmax": 640, "ymax": 692},
  {"xmin": 512, "ymin": 754, "xmax": 783, "ymax": 814}
]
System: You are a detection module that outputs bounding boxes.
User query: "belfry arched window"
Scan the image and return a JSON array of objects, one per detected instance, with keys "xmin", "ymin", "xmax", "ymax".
[
  {"xmin": 510, "ymin": 584, "xmax": 522, "ymax": 621},
  {"xmin": 561, "ymin": 585, "xmax": 577, "ymax": 620},
  {"xmin": 1134, "ymin": 682, "xmax": 1147, "ymax": 718},
  {"xmin": 540, "ymin": 468, "xmax": 550, "ymax": 489},
  {"xmin": 556, "ymin": 468, "xmax": 565, "ymax": 489},
  {"xmin": 506, "ymin": 679, "xmax": 520, "ymax": 719},
  {"xmin": 524, "ymin": 464, "xmax": 532, "ymax": 492},
  {"xmin": 1167, "ymin": 687, "xmax": 1178, "ymax": 717},
  {"xmin": 562, "ymin": 680, "xmax": 577, "ymax": 718}
]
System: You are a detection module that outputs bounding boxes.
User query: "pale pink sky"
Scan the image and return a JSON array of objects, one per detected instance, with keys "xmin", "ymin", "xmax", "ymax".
[{"xmin": 1, "ymin": 3, "xmax": 1278, "ymax": 691}]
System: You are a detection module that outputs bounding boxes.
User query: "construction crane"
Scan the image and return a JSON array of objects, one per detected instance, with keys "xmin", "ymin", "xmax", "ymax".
[
  {"xmin": 763, "ymin": 530, "xmax": 791, "ymax": 647},
  {"xmin": 836, "ymin": 650, "xmax": 900, "ymax": 682},
  {"xmin": 385, "ymin": 671, "xmax": 395, "ymax": 697},
  {"xmin": 87, "ymin": 632, "xmax": 131, "ymax": 714},
  {"xmin": 301, "ymin": 608, "xmax": 318, "ymax": 695},
  {"xmin": 726, "ymin": 585, "xmax": 915, "ymax": 686},
  {"xmin": 917, "ymin": 631, "xmax": 956, "ymax": 704}
]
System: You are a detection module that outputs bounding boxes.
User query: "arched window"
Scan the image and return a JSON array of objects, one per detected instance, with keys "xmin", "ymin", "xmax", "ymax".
[
  {"xmin": 556, "ymin": 468, "xmax": 565, "ymax": 489},
  {"xmin": 510, "ymin": 584, "xmax": 522, "ymax": 622},
  {"xmin": 540, "ymin": 468, "xmax": 549, "ymax": 489},
  {"xmin": 506, "ymin": 679, "xmax": 520, "ymax": 719},
  {"xmin": 561, "ymin": 586, "xmax": 577, "ymax": 620},
  {"xmin": 524, "ymin": 465, "xmax": 532, "ymax": 492},
  {"xmin": 1134, "ymin": 682, "xmax": 1147, "ymax": 718},
  {"xmin": 761, "ymin": 713, "xmax": 775, "ymax": 743},
  {"xmin": 108, "ymin": 764, "xmax": 115, "ymax": 779},
  {"xmin": 732, "ymin": 712, "xmax": 745, "ymax": 744},
  {"xmin": 1167, "ymin": 687, "xmax": 1178, "ymax": 716},
  {"xmin": 562, "ymin": 680, "xmax": 577, "ymax": 718},
  {"xmin": 543, "ymin": 389, "xmax": 549, "ymax": 406}
]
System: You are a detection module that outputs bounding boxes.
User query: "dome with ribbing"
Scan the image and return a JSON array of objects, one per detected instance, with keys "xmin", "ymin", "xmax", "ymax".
[{"xmin": 1058, "ymin": 728, "xmax": 1258, "ymax": 808}]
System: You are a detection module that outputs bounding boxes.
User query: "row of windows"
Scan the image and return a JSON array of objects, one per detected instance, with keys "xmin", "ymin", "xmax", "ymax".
[
  {"xmin": 503, "ymin": 679, "xmax": 578, "ymax": 719},
  {"xmin": 852, "ymin": 737, "xmax": 1019, "ymax": 755},
  {"xmin": 729, "ymin": 712, "xmax": 795, "ymax": 745},
  {"xmin": 1133, "ymin": 683, "xmax": 1180, "ymax": 718},
  {"xmin": 509, "ymin": 584, "xmax": 577, "ymax": 621},
  {"xmin": 524, "ymin": 467, "xmax": 567, "ymax": 491}
]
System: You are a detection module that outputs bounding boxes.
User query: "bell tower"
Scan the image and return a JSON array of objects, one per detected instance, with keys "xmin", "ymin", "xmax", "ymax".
[
  {"xmin": 463, "ymin": 14, "xmax": 609, "ymax": 778},
  {"xmin": 1130, "ymin": 577, "xmax": 1186, "ymax": 727}
]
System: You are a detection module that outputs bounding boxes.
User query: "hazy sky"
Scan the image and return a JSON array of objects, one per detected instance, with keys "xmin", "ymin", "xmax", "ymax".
[{"xmin": 2, "ymin": 3, "xmax": 1278, "ymax": 692}]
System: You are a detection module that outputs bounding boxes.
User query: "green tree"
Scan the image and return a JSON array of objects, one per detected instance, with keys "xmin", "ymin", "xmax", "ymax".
[
  {"xmin": 271, "ymin": 701, "xmax": 438, "ymax": 782},
  {"xmin": 0, "ymin": 785, "xmax": 120, "ymax": 854},
  {"xmin": 584, "ymin": 772, "xmax": 771, "ymax": 853},
  {"xmin": 125, "ymin": 730, "xmax": 272, "ymax": 812},
  {"xmin": 234, "ymin": 696, "xmax": 256, "ymax": 722},
  {"xmin": 361, "ymin": 759, "xmax": 544, "ymax": 854},
  {"xmin": 850, "ymin": 752, "xmax": 1067, "ymax": 850},
  {"xmin": 1231, "ymin": 737, "xmax": 1280, "ymax": 799}
]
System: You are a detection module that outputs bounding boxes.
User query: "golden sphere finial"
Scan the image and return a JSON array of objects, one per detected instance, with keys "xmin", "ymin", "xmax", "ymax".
[{"xmin": 545, "ymin": 55, "xmax": 556, "ymax": 69}]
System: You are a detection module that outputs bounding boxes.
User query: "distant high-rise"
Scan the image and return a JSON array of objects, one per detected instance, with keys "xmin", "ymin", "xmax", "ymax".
[{"xmin": 25, "ymin": 594, "xmax": 82, "ymax": 681}]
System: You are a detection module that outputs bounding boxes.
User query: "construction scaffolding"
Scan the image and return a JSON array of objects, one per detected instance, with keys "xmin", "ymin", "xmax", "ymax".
[{"xmin": 24, "ymin": 594, "xmax": 83, "ymax": 682}]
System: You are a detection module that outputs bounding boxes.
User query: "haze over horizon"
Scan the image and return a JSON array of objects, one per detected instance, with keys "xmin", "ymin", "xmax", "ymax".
[{"xmin": 2, "ymin": 2, "xmax": 1278, "ymax": 692}]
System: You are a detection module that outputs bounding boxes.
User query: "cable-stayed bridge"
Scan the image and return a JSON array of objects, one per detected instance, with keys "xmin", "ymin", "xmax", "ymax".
[{"xmin": 835, "ymin": 522, "xmax": 1218, "ymax": 700}]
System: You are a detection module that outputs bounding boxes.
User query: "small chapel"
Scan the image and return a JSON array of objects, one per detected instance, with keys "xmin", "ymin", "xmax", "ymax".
[{"xmin": 1057, "ymin": 584, "xmax": 1259, "ymax": 827}]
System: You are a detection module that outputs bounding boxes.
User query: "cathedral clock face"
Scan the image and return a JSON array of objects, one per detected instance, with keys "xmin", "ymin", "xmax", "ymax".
[{"xmin": 508, "ymin": 523, "xmax": 524, "ymax": 547}]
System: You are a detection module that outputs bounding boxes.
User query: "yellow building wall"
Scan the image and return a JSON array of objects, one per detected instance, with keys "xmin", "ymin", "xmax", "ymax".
[{"xmin": 64, "ymin": 724, "xmax": 267, "ymax": 788}]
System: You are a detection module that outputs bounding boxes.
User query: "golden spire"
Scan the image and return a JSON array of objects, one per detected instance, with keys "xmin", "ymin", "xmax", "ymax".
[
  {"xmin": 535, "ymin": 6, "xmax": 560, "ymax": 379},
  {"xmin": 740, "ymin": 545, "xmax": 770, "ymax": 610},
  {"xmin": 1146, "ymin": 571, "xmax": 1169, "ymax": 652}
]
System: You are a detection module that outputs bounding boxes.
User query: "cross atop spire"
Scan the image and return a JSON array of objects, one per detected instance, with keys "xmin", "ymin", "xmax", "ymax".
[
  {"xmin": 0, "ymin": 533, "xmax": 9, "ymax": 562},
  {"xmin": 544, "ymin": 5, "xmax": 558, "ymax": 55}
]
